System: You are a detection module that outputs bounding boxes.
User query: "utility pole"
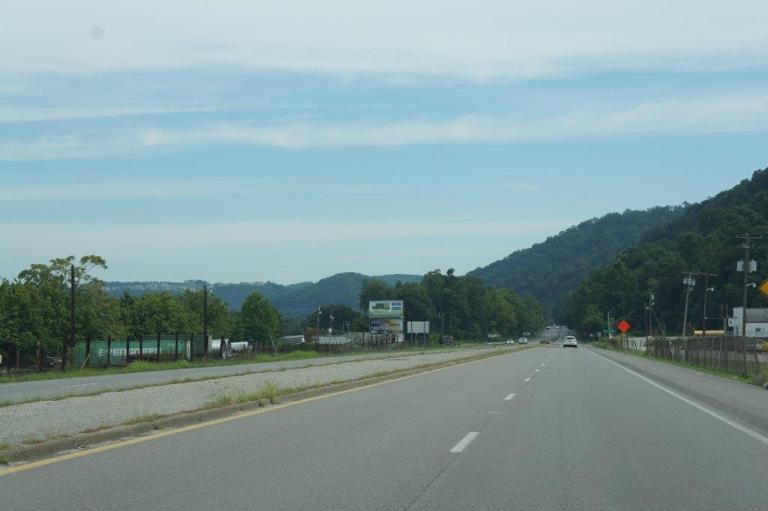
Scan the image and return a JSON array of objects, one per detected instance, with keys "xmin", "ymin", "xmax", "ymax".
[
  {"xmin": 701, "ymin": 272, "xmax": 717, "ymax": 337},
  {"xmin": 64, "ymin": 264, "xmax": 76, "ymax": 372},
  {"xmin": 316, "ymin": 307, "xmax": 321, "ymax": 341},
  {"xmin": 737, "ymin": 234, "xmax": 763, "ymax": 338},
  {"xmin": 203, "ymin": 285, "xmax": 209, "ymax": 362},
  {"xmin": 681, "ymin": 273, "xmax": 696, "ymax": 337}
]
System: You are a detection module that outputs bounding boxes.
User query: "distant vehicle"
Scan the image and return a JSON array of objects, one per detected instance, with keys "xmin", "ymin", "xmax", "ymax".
[
  {"xmin": 439, "ymin": 335, "xmax": 455, "ymax": 345},
  {"xmin": 517, "ymin": 337, "xmax": 528, "ymax": 345},
  {"xmin": 505, "ymin": 339, "xmax": 515, "ymax": 345},
  {"xmin": 563, "ymin": 336, "xmax": 578, "ymax": 348}
]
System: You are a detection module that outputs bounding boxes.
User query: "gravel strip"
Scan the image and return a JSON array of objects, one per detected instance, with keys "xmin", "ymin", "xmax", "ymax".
[{"xmin": 0, "ymin": 346, "xmax": 511, "ymax": 446}]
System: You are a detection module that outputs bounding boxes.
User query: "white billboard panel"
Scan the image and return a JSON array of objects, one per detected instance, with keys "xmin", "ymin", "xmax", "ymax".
[{"xmin": 407, "ymin": 321, "xmax": 430, "ymax": 334}]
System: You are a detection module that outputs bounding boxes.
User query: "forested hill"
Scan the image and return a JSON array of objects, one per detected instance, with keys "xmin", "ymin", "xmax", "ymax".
[
  {"xmin": 467, "ymin": 206, "xmax": 684, "ymax": 311},
  {"xmin": 106, "ymin": 273, "xmax": 421, "ymax": 317},
  {"xmin": 564, "ymin": 167, "xmax": 768, "ymax": 335}
]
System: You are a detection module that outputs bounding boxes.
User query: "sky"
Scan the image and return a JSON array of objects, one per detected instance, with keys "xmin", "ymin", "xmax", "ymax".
[{"xmin": 1, "ymin": 0, "xmax": 767, "ymax": 283}]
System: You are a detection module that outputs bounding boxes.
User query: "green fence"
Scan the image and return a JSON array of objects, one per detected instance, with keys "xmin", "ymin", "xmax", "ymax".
[{"xmin": 72, "ymin": 338, "xmax": 192, "ymax": 368}]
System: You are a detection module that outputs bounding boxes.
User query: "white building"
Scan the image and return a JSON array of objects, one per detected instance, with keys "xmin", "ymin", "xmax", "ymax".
[{"xmin": 730, "ymin": 307, "xmax": 768, "ymax": 337}]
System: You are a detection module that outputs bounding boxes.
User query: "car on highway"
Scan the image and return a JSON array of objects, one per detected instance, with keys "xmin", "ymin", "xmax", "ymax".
[
  {"xmin": 517, "ymin": 337, "xmax": 528, "ymax": 345},
  {"xmin": 505, "ymin": 339, "xmax": 515, "ymax": 345},
  {"xmin": 563, "ymin": 335, "xmax": 578, "ymax": 348}
]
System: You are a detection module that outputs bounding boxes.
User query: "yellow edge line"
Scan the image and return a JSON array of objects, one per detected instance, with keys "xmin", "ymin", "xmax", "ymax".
[{"xmin": 0, "ymin": 351, "xmax": 510, "ymax": 478}]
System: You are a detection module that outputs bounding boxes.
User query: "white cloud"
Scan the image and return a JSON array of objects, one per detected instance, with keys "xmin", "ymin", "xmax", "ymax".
[
  {"xmin": 0, "ymin": 106, "xmax": 217, "ymax": 124},
  {"xmin": 1, "ymin": 1, "xmax": 767, "ymax": 79},
  {"xmin": 3, "ymin": 93, "xmax": 767, "ymax": 160},
  {"xmin": 136, "ymin": 93, "xmax": 768, "ymax": 149}
]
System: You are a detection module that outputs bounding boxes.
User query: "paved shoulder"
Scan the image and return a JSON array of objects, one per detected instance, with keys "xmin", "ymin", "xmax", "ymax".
[{"xmin": 590, "ymin": 347, "xmax": 768, "ymax": 435}]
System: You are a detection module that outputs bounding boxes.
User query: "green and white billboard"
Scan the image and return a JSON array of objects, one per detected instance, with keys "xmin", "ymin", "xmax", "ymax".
[{"xmin": 368, "ymin": 300, "xmax": 404, "ymax": 318}]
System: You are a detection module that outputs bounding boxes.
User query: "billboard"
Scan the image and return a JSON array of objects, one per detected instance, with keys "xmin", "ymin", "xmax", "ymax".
[
  {"xmin": 368, "ymin": 300, "xmax": 404, "ymax": 318},
  {"xmin": 369, "ymin": 318, "xmax": 404, "ymax": 334},
  {"xmin": 407, "ymin": 321, "xmax": 430, "ymax": 334}
]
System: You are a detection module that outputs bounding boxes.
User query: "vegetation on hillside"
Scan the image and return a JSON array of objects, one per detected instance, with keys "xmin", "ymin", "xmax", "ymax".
[
  {"xmin": 357, "ymin": 269, "xmax": 548, "ymax": 339},
  {"xmin": 105, "ymin": 273, "xmax": 422, "ymax": 317},
  {"xmin": 468, "ymin": 206, "xmax": 684, "ymax": 315},
  {"xmin": 564, "ymin": 168, "xmax": 768, "ymax": 336}
]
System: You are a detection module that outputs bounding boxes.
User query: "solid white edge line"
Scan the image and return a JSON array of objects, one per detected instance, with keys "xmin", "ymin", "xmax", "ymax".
[
  {"xmin": 450, "ymin": 432, "xmax": 479, "ymax": 453},
  {"xmin": 504, "ymin": 393, "xmax": 516, "ymax": 401},
  {"xmin": 589, "ymin": 350, "xmax": 768, "ymax": 447}
]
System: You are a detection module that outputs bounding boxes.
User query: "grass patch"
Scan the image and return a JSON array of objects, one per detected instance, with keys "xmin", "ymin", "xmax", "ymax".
[
  {"xmin": 0, "ymin": 442, "xmax": 10, "ymax": 451},
  {"xmin": 122, "ymin": 414, "xmax": 164, "ymax": 426},
  {"xmin": 0, "ymin": 455, "xmax": 9, "ymax": 465},
  {"xmin": 21, "ymin": 437, "xmax": 43, "ymax": 445},
  {"xmin": 212, "ymin": 381, "xmax": 283, "ymax": 407}
]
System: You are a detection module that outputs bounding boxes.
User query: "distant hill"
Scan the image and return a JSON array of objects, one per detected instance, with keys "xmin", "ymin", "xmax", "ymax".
[
  {"xmin": 467, "ymin": 206, "xmax": 685, "ymax": 312},
  {"xmin": 563, "ymin": 167, "xmax": 768, "ymax": 335},
  {"xmin": 105, "ymin": 273, "xmax": 421, "ymax": 317}
]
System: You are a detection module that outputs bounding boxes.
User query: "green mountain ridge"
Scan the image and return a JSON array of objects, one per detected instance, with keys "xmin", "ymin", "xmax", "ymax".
[
  {"xmin": 563, "ymin": 167, "xmax": 768, "ymax": 335},
  {"xmin": 468, "ymin": 206, "xmax": 685, "ymax": 313},
  {"xmin": 105, "ymin": 273, "xmax": 422, "ymax": 317}
]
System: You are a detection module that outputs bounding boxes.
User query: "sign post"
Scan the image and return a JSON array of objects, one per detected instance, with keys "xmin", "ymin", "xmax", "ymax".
[{"xmin": 617, "ymin": 320, "xmax": 631, "ymax": 350}]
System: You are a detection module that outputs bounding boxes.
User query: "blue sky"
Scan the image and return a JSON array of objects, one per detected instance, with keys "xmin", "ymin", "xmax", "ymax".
[{"xmin": 1, "ymin": 1, "xmax": 767, "ymax": 283}]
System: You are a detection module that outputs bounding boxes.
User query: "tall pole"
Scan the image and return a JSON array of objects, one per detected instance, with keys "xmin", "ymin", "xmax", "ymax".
[
  {"xmin": 203, "ymin": 285, "xmax": 209, "ymax": 361},
  {"xmin": 65, "ymin": 264, "xmax": 76, "ymax": 372},
  {"xmin": 316, "ymin": 307, "xmax": 321, "ymax": 341},
  {"xmin": 681, "ymin": 273, "xmax": 694, "ymax": 338},
  {"xmin": 701, "ymin": 272, "xmax": 717, "ymax": 337},
  {"xmin": 737, "ymin": 234, "xmax": 762, "ymax": 338}
]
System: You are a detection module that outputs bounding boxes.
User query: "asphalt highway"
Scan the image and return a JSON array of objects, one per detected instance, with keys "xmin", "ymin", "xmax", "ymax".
[{"xmin": 2, "ymin": 345, "xmax": 766, "ymax": 510}]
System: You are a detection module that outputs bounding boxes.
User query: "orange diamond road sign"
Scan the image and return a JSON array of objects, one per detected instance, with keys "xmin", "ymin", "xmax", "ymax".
[
  {"xmin": 617, "ymin": 320, "xmax": 631, "ymax": 334},
  {"xmin": 759, "ymin": 279, "xmax": 768, "ymax": 297}
]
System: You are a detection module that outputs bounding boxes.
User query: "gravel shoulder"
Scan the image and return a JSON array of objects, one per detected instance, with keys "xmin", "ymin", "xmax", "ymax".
[{"xmin": 0, "ymin": 346, "xmax": 517, "ymax": 446}]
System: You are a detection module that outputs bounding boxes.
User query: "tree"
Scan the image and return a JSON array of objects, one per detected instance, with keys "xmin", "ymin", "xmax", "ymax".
[
  {"xmin": 177, "ymin": 289, "xmax": 233, "ymax": 337},
  {"xmin": 237, "ymin": 292, "xmax": 281, "ymax": 343},
  {"xmin": 124, "ymin": 293, "xmax": 194, "ymax": 336},
  {"xmin": 359, "ymin": 279, "xmax": 395, "ymax": 311}
]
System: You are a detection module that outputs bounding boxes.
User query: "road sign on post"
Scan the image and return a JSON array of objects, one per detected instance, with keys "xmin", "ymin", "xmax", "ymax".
[
  {"xmin": 617, "ymin": 320, "xmax": 631, "ymax": 334},
  {"xmin": 759, "ymin": 278, "xmax": 768, "ymax": 297}
]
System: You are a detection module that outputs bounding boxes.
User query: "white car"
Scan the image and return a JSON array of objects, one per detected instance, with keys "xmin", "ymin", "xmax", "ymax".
[
  {"xmin": 517, "ymin": 337, "xmax": 528, "ymax": 345},
  {"xmin": 563, "ymin": 335, "xmax": 578, "ymax": 348},
  {"xmin": 505, "ymin": 339, "xmax": 515, "ymax": 345}
]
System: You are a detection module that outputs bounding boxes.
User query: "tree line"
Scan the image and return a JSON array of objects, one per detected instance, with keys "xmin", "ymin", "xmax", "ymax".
[
  {"xmin": 563, "ymin": 168, "xmax": 768, "ymax": 336},
  {"xmin": 358, "ymin": 268, "xmax": 547, "ymax": 339},
  {"xmin": 0, "ymin": 256, "xmax": 281, "ymax": 359}
]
